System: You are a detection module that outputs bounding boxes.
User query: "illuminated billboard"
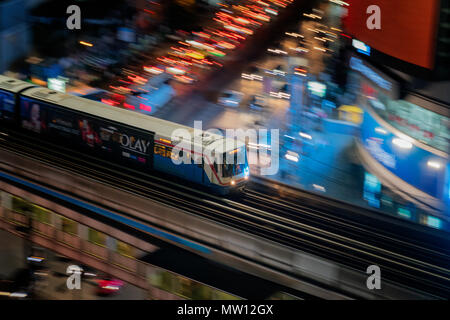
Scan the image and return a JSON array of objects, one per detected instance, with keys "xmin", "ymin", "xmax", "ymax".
[
  {"xmin": 361, "ymin": 108, "xmax": 448, "ymax": 201},
  {"xmin": 344, "ymin": 0, "xmax": 440, "ymax": 69}
]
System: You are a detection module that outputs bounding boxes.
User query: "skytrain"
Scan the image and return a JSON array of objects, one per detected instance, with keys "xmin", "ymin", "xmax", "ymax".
[{"xmin": 0, "ymin": 75, "xmax": 249, "ymax": 194}]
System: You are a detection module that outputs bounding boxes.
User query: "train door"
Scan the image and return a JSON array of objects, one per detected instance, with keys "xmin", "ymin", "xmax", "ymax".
[
  {"xmin": 180, "ymin": 149, "xmax": 194, "ymax": 181},
  {"xmin": 212, "ymin": 160, "xmax": 221, "ymax": 185},
  {"xmin": 203, "ymin": 157, "xmax": 214, "ymax": 186},
  {"xmin": 191, "ymin": 154, "xmax": 203, "ymax": 184},
  {"xmin": 203, "ymin": 154, "xmax": 223, "ymax": 186}
]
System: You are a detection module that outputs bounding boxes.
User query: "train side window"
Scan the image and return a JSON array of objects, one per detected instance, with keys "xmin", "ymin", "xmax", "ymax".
[
  {"xmin": 170, "ymin": 148, "xmax": 183, "ymax": 161},
  {"xmin": 155, "ymin": 144, "xmax": 175, "ymax": 158},
  {"xmin": 183, "ymin": 151, "xmax": 193, "ymax": 164},
  {"xmin": 154, "ymin": 144, "xmax": 166, "ymax": 157},
  {"xmin": 165, "ymin": 146, "xmax": 173, "ymax": 158},
  {"xmin": 154, "ymin": 144, "xmax": 162, "ymax": 155}
]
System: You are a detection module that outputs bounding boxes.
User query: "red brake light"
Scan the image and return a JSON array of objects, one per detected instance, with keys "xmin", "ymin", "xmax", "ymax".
[
  {"xmin": 139, "ymin": 104, "xmax": 152, "ymax": 112},
  {"xmin": 123, "ymin": 103, "xmax": 135, "ymax": 110}
]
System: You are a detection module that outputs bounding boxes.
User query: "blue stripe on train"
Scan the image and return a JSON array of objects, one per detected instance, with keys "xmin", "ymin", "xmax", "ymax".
[
  {"xmin": 153, "ymin": 155, "xmax": 231, "ymax": 195},
  {"xmin": 154, "ymin": 154, "xmax": 209, "ymax": 185}
]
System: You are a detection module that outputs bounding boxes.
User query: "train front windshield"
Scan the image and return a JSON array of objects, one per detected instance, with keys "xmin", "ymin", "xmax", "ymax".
[{"xmin": 222, "ymin": 147, "xmax": 248, "ymax": 178}]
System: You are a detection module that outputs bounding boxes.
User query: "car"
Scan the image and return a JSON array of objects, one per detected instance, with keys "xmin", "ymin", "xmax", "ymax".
[
  {"xmin": 199, "ymin": 56, "xmax": 223, "ymax": 69},
  {"xmin": 249, "ymin": 95, "xmax": 268, "ymax": 112},
  {"xmin": 79, "ymin": 264, "xmax": 99, "ymax": 279},
  {"xmin": 166, "ymin": 33, "xmax": 183, "ymax": 42},
  {"xmin": 218, "ymin": 90, "xmax": 244, "ymax": 107},
  {"xmin": 7, "ymin": 268, "xmax": 33, "ymax": 299},
  {"xmin": 95, "ymin": 276, "xmax": 124, "ymax": 296},
  {"xmin": 174, "ymin": 74, "xmax": 197, "ymax": 84},
  {"xmin": 293, "ymin": 65, "xmax": 308, "ymax": 77},
  {"xmin": 241, "ymin": 66, "xmax": 263, "ymax": 81},
  {"xmin": 267, "ymin": 48, "xmax": 288, "ymax": 55},
  {"xmin": 83, "ymin": 90, "xmax": 125, "ymax": 108},
  {"xmin": 252, "ymin": 118, "xmax": 266, "ymax": 130},
  {"xmin": 298, "ymin": 36, "xmax": 308, "ymax": 45},
  {"xmin": 267, "ymin": 46, "xmax": 288, "ymax": 55},
  {"xmin": 285, "ymin": 150, "xmax": 300, "ymax": 162},
  {"xmin": 285, "ymin": 30, "xmax": 303, "ymax": 39},
  {"xmin": 267, "ymin": 40, "xmax": 287, "ymax": 55},
  {"xmin": 291, "ymin": 44, "xmax": 310, "ymax": 54},
  {"xmin": 266, "ymin": 64, "xmax": 286, "ymax": 77},
  {"xmin": 270, "ymin": 83, "xmax": 291, "ymax": 99},
  {"xmin": 292, "ymin": 65, "xmax": 309, "ymax": 77}
]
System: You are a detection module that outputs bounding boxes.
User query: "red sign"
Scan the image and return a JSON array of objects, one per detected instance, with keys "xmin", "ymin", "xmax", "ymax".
[{"xmin": 343, "ymin": 0, "xmax": 440, "ymax": 69}]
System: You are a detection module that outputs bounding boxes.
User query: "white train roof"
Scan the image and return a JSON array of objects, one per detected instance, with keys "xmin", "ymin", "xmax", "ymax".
[
  {"xmin": 21, "ymin": 86, "xmax": 244, "ymax": 153},
  {"xmin": 0, "ymin": 75, "xmax": 35, "ymax": 93}
]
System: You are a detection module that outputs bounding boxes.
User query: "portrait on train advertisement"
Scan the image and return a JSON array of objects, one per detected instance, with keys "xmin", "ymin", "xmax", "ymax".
[
  {"xmin": 97, "ymin": 125, "xmax": 116, "ymax": 153},
  {"xmin": 78, "ymin": 118, "xmax": 102, "ymax": 149},
  {"xmin": 20, "ymin": 99, "xmax": 47, "ymax": 133}
]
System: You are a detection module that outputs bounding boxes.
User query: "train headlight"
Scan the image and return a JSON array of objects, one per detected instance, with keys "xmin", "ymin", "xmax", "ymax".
[{"xmin": 231, "ymin": 180, "xmax": 236, "ymax": 185}]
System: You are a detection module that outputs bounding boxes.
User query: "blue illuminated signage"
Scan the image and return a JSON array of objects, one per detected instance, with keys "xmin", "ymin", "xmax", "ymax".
[
  {"xmin": 361, "ymin": 110, "xmax": 448, "ymax": 200},
  {"xmin": 322, "ymin": 99, "xmax": 336, "ymax": 109},
  {"xmin": 350, "ymin": 57, "xmax": 392, "ymax": 91},
  {"xmin": 307, "ymin": 81, "xmax": 327, "ymax": 98},
  {"xmin": 352, "ymin": 39, "xmax": 371, "ymax": 56},
  {"xmin": 363, "ymin": 172, "xmax": 381, "ymax": 208}
]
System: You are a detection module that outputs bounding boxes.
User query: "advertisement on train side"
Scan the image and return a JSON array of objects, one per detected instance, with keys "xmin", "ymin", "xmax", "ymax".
[
  {"xmin": 0, "ymin": 90, "xmax": 15, "ymax": 123},
  {"xmin": 19, "ymin": 97, "xmax": 153, "ymax": 167}
]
